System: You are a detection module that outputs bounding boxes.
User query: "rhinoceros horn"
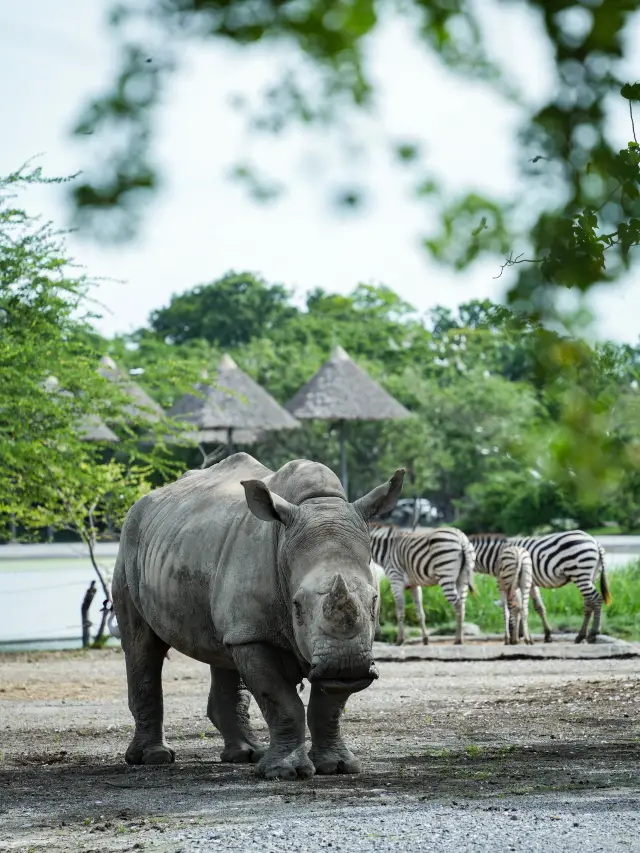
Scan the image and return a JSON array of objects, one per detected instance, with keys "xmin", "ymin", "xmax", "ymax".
[{"xmin": 322, "ymin": 573, "xmax": 361, "ymax": 630}]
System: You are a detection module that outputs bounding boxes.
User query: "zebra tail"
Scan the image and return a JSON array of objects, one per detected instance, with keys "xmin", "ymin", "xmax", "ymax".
[{"xmin": 598, "ymin": 546, "xmax": 611, "ymax": 606}]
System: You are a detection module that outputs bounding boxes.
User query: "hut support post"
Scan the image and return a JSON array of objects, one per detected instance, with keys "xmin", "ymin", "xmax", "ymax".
[
  {"xmin": 339, "ymin": 419, "xmax": 348, "ymax": 499},
  {"xmin": 227, "ymin": 427, "xmax": 234, "ymax": 456}
]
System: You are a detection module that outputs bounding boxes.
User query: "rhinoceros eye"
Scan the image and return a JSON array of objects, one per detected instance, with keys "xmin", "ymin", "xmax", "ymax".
[
  {"xmin": 294, "ymin": 600, "xmax": 304, "ymax": 626},
  {"xmin": 370, "ymin": 595, "xmax": 379, "ymax": 618}
]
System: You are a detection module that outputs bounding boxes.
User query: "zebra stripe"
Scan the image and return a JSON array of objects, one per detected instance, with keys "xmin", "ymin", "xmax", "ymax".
[
  {"xmin": 469, "ymin": 530, "xmax": 610, "ymax": 643},
  {"xmin": 370, "ymin": 524, "xmax": 475, "ymax": 645}
]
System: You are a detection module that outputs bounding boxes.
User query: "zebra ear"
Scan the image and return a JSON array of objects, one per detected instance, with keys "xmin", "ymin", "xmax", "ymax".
[{"xmin": 354, "ymin": 469, "xmax": 405, "ymax": 521}]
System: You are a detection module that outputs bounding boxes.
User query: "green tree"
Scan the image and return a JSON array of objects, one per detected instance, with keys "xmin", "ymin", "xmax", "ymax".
[
  {"xmin": 0, "ymin": 165, "xmax": 187, "ymax": 545},
  {"xmin": 149, "ymin": 271, "xmax": 298, "ymax": 347}
]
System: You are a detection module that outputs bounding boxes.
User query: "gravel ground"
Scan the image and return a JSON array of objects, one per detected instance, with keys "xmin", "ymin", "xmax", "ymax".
[
  {"xmin": 173, "ymin": 796, "xmax": 640, "ymax": 853},
  {"xmin": 0, "ymin": 647, "xmax": 639, "ymax": 853}
]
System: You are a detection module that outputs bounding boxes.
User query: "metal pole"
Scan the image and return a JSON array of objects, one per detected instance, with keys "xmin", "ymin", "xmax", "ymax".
[
  {"xmin": 339, "ymin": 420, "xmax": 348, "ymax": 499},
  {"xmin": 227, "ymin": 427, "xmax": 234, "ymax": 457}
]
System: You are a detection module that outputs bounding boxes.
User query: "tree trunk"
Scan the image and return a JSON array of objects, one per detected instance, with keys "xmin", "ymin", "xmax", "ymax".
[
  {"xmin": 81, "ymin": 581, "xmax": 97, "ymax": 648},
  {"xmin": 92, "ymin": 604, "xmax": 109, "ymax": 647}
]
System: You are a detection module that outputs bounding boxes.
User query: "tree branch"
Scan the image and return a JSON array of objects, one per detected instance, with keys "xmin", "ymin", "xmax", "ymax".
[{"xmin": 493, "ymin": 252, "xmax": 541, "ymax": 280}]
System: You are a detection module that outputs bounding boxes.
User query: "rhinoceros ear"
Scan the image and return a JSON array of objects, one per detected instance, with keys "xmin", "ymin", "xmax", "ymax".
[
  {"xmin": 241, "ymin": 479, "xmax": 297, "ymax": 525},
  {"xmin": 353, "ymin": 468, "xmax": 405, "ymax": 521}
]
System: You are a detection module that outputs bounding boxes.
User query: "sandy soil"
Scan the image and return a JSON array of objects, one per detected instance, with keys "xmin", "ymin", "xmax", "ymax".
[{"xmin": 0, "ymin": 647, "xmax": 639, "ymax": 852}]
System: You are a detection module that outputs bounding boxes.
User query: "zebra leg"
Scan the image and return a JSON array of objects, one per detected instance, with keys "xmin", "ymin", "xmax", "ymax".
[
  {"xmin": 530, "ymin": 586, "xmax": 553, "ymax": 643},
  {"xmin": 587, "ymin": 587, "xmax": 604, "ymax": 642},
  {"xmin": 409, "ymin": 586, "xmax": 429, "ymax": 645},
  {"xmin": 508, "ymin": 590, "xmax": 522, "ymax": 645},
  {"xmin": 520, "ymin": 583, "xmax": 533, "ymax": 645},
  {"xmin": 500, "ymin": 588, "xmax": 510, "ymax": 645},
  {"xmin": 575, "ymin": 582, "xmax": 602, "ymax": 644},
  {"xmin": 390, "ymin": 580, "xmax": 406, "ymax": 646},
  {"xmin": 441, "ymin": 581, "xmax": 465, "ymax": 645}
]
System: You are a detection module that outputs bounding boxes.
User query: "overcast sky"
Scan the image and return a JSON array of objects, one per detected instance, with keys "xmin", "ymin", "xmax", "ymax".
[{"xmin": 1, "ymin": 1, "xmax": 638, "ymax": 344}]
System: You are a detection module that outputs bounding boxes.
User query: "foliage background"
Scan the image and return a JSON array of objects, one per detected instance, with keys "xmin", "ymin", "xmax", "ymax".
[{"xmin": 96, "ymin": 269, "xmax": 640, "ymax": 535}]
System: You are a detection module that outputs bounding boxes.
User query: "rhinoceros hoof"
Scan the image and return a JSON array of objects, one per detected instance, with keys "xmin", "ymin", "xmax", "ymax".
[
  {"xmin": 125, "ymin": 742, "xmax": 175, "ymax": 765},
  {"xmin": 221, "ymin": 742, "xmax": 266, "ymax": 764},
  {"xmin": 309, "ymin": 748, "xmax": 360, "ymax": 775},
  {"xmin": 256, "ymin": 748, "xmax": 315, "ymax": 781}
]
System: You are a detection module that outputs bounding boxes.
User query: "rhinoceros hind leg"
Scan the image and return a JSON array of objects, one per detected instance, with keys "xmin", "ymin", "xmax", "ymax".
[
  {"xmin": 307, "ymin": 684, "xmax": 360, "ymax": 775},
  {"xmin": 232, "ymin": 644, "xmax": 314, "ymax": 780},
  {"xmin": 207, "ymin": 666, "xmax": 266, "ymax": 764},
  {"xmin": 114, "ymin": 582, "xmax": 173, "ymax": 766}
]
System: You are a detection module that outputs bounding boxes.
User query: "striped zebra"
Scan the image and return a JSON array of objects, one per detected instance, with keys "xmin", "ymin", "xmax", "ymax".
[
  {"xmin": 470, "ymin": 531, "xmax": 610, "ymax": 644},
  {"xmin": 497, "ymin": 545, "xmax": 533, "ymax": 646},
  {"xmin": 370, "ymin": 524, "xmax": 475, "ymax": 645}
]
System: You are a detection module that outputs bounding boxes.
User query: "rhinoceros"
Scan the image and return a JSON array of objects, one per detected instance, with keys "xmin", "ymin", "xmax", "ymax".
[{"xmin": 112, "ymin": 452, "xmax": 404, "ymax": 780}]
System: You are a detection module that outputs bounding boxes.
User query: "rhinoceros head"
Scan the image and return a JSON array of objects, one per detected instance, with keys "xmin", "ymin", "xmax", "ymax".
[{"xmin": 241, "ymin": 468, "xmax": 404, "ymax": 694}]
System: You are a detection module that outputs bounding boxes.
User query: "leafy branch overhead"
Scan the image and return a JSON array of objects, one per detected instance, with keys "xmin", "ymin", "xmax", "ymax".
[{"xmin": 69, "ymin": 1, "xmax": 640, "ymax": 319}]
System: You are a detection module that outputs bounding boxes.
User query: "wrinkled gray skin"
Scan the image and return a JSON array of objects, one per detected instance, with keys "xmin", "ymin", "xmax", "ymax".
[{"xmin": 112, "ymin": 453, "xmax": 404, "ymax": 781}]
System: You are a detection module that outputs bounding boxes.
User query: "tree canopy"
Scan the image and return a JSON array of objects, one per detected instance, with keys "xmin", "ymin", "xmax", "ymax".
[{"xmin": 0, "ymin": 166, "xmax": 195, "ymax": 542}]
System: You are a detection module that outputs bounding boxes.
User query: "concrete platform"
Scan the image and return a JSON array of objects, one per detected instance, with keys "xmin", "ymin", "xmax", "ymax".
[{"xmin": 373, "ymin": 634, "xmax": 640, "ymax": 661}]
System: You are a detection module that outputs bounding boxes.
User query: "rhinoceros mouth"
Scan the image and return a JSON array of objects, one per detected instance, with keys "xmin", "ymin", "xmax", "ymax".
[{"xmin": 313, "ymin": 676, "xmax": 374, "ymax": 694}]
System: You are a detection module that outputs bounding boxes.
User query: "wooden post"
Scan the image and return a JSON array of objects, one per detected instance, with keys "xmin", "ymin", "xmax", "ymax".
[{"xmin": 81, "ymin": 581, "xmax": 97, "ymax": 648}]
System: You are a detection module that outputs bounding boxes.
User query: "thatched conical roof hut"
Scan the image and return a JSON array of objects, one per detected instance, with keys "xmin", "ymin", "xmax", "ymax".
[
  {"xmin": 285, "ymin": 346, "xmax": 410, "ymax": 495},
  {"xmin": 45, "ymin": 379, "xmax": 119, "ymax": 444},
  {"xmin": 169, "ymin": 353, "xmax": 299, "ymax": 454},
  {"xmin": 77, "ymin": 414, "xmax": 119, "ymax": 444},
  {"xmin": 98, "ymin": 356, "xmax": 164, "ymax": 424}
]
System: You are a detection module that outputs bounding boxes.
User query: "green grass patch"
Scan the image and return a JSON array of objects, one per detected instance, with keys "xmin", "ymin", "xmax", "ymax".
[{"xmin": 379, "ymin": 562, "xmax": 640, "ymax": 641}]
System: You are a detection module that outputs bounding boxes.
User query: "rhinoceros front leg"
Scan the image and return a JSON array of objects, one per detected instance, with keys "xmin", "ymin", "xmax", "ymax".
[
  {"xmin": 231, "ymin": 644, "xmax": 314, "ymax": 781},
  {"xmin": 307, "ymin": 685, "xmax": 360, "ymax": 774},
  {"xmin": 207, "ymin": 666, "xmax": 266, "ymax": 764}
]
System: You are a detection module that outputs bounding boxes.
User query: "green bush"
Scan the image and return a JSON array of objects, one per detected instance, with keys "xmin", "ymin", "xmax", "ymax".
[{"xmin": 378, "ymin": 563, "xmax": 640, "ymax": 641}]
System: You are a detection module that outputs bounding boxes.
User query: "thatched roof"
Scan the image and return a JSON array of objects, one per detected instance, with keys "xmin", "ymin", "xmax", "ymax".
[
  {"xmin": 285, "ymin": 346, "xmax": 410, "ymax": 422},
  {"xmin": 169, "ymin": 354, "xmax": 299, "ymax": 435},
  {"xmin": 44, "ymin": 377, "xmax": 119, "ymax": 444},
  {"xmin": 52, "ymin": 388, "xmax": 119, "ymax": 443},
  {"xmin": 78, "ymin": 414, "xmax": 119, "ymax": 443},
  {"xmin": 98, "ymin": 356, "xmax": 164, "ymax": 423}
]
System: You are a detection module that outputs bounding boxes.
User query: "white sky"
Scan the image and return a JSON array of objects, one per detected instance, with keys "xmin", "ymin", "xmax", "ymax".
[{"xmin": 0, "ymin": 1, "xmax": 638, "ymax": 344}]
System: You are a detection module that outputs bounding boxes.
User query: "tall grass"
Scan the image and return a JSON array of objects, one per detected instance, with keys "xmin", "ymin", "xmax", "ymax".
[{"xmin": 379, "ymin": 562, "xmax": 640, "ymax": 641}]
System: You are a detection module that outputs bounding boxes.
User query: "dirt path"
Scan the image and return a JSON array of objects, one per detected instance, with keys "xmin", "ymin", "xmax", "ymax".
[{"xmin": 0, "ymin": 648, "xmax": 639, "ymax": 852}]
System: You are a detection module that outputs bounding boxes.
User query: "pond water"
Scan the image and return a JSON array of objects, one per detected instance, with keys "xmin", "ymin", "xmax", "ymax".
[
  {"xmin": 0, "ymin": 546, "xmax": 637, "ymax": 652},
  {"xmin": 0, "ymin": 549, "xmax": 120, "ymax": 652}
]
